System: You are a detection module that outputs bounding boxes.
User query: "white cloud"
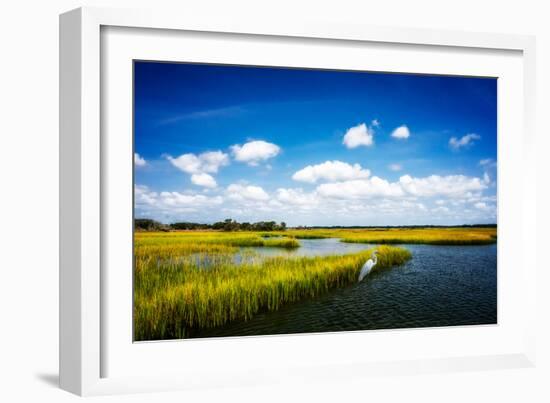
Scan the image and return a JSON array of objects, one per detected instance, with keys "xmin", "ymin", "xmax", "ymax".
[
  {"xmin": 276, "ymin": 188, "xmax": 319, "ymax": 207},
  {"xmin": 135, "ymin": 184, "xmax": 157, "ymax": 205},
  {"xmin": 135, "ymin": 167, "xmax": 496, "ymax": 226},
  {"xmin": 371, "ymin": 119, "xmax": 380, "ymax": 127},
  {"xmin": 342, "ymin": 123, "xmax": 374, "ymax": 148},
  {"xmin": 191, "ymin": 173, "xmax": 217, "ymax": 188},
  {"xmin": 231, "ymin": 140, "xmax": 280, "ymax": 166},
  {"xmin": 391, "ymin": 125, "xmax": 410, "ymax": 139},
  {"xmin": 168, "ymin": 153, "xmax": 202, "ymax": 174},
  {"xmin": 483, "ymin": 172, "xmax": 490, "ymax": 185},
  {"xmin": 166, "ymin": 151, "xmax": 229, "ymax": 187},
  {"xmin": 388, "ymin": 163, "xmax": 402, "ymax": 172},
  {"xmin": 317, "ymin": 176, "xmax": 404, "ymax": 199},
  {"xmin": 167, "ymin": 151, "xmax": 229, "ymax": 174},
  {"xmin": 159, "ymin": 191, "xmax": 223, "ymax": 207},
  {"xmin": 316, "ymin": 173, "xmax": 487, "ymax": 201},
  {"xmin": 134, "ymin": 153, "xmax": 147, "ymax": 167},
  {"xmin": 134, "ymin": 185, "xmax": 223, "ymax": 211},
  {"xmin": 449, "ymin": 133, "xmax": 481, "ymax": 150},
  {"xmin": 226, "ymin": 184, "xmax": 269, "ymax": 201},
  {"xmin": 292, "ymin": 160, "xmax": 371, "ymax": 183},
  {"xmin": 199, "ymin": 151, "xmax": 230, "ymax": 173},
  {"xmin": 399, "ymin": 174, "xmax": 487, "ymax": 197}
]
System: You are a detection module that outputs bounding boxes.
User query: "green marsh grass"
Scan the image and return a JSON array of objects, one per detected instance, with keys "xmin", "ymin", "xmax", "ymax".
[
  {"xmin": 265, "ymin": 227, "xmax": 496, "ymax": 244},
  {"xmin": 335, "ymin": 227, "xmax": 497, "ymax": 245},
  {"xmin": 134, "ymin": 227, "xmax": 495, "ymax": 340},
  {"xmin": 134, "ymin": 231, "xmax": 411, "ymax": 340},
  {"xmin": 135, "ymin": 231, "xmax": 298, "ymax": 258}
]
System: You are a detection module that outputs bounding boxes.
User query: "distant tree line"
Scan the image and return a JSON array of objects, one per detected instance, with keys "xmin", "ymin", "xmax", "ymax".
[
  {"xmin": 135, "ymin": 218, "xmax": 496, "ymax": 232},
  {"xmin": 135, "ymin": 218, "xmax": 287, "ymax": 232},
  {"xmin": 134, "ymin": 218, "xmax": 169, "ymax": 231}
]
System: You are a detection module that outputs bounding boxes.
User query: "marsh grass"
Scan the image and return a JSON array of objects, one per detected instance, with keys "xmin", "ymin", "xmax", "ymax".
[
  {"xmin": 133, "ymin": 227, "xmax": 495, "ymax": 340},
  {"xmin": 134, "ymin": 233, "xmax": 411, "ymax": 340},
  {"xmin": 135, "ymin": 231, "xmax": 298, "ymax": 258},
  {"xmin": 336, "ymin": 228, "xmax": 497, "ymax": 245},
  {"xmin": 266, "ymin": 227, "xmax": 496, "ymax": 245}
]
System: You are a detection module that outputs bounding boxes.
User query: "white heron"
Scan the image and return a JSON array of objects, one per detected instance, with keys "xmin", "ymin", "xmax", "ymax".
[{"xmin": 358, "ymin": 250, "xmax": 378, "ymax": 282}]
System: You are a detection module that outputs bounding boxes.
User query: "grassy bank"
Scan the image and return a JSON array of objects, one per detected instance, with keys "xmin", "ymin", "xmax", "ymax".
[
  {"xmin": 134, "ymin": 242, "xmax": 411, "ymax": 341},
  {"xmin": 135, "ymin": 227, "xmax": 497, "ymax": 248},
  {"xmin": 337, "ymin": 228, "xmax": 496, "ymax": 245},
  {"xmin": 282, "ymin": 227, "xmax": 497, "ymax": 245},
  {"xmin": 135, "ymin": 231, "xmax": 298, "ymax": 260}
]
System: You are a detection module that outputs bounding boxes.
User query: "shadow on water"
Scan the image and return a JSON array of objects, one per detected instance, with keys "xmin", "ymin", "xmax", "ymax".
[{"xmin": 189, "ymin": 242, "xmax": 497, "ymax": 339}]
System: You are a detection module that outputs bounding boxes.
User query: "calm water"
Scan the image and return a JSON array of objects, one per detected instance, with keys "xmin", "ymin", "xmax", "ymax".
[
  {"xmin": 189, "ymin": 240, "xmax": 497, "ymax": 338},
  {"xmin": 244, "ymin": 238, "xmax": 375, "ymax": 258}
]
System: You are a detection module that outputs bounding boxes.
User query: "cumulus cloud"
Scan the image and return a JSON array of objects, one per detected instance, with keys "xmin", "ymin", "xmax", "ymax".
[
  {"xmin": 135, "ymin": 171, "xmax": 496, "ymax": 225},
  {"xmin": 167, "ymin": 151, "xmax": 229, "ymax": 174},
  {"xmin": 135, "ymin": 155, "xmax": 496, "ymax": 225},
  {"xmin": 134, "ymin": 153, "xmax": 147, "ymax": 167},
  {"xmin": 159, "ymin": 191, "xmax": 223, "ymax": 207},
  {"xmin": 449, "ymin": 133, "xmax": 481, "ymax": 150},
  {"xmin": 292, "ymin": 160, "xmax": 371, "ymax": 183},
  {"xmin": 316, "ymin": 173, "xmax": 487, "ymax": 201},
  {"xmin": 231, "ymin": 140, "xmax": 281, "ymax": 166},
  {"xmin": 342, "ymin": 123, "xmax": 374, "ymax": 148},
  {"xmin": 317, "ymin": 176, "xmax": 404, "ymax": 199},
  {"xmin": 166, "ymin": 151, "xmax": 228, "ymax": 187},
  {"xmin": 191, "ymin": 173, "xmax": 217, "ymax": 188},
  {"xmin": 135, "ymin": 184, "xmax": 157, "ymax": 205},
  {"xmin": 226, "ymin": 184, "xmax": 269, "ymax": 201},
  {"xmin": 199, "ymin": 151, "xmax": 230, "ymax": 172},
  {"xmin": 399, "ymin": 174, "xmax": 486, "ymax": 197},
  {"xmin": 167, "ymin": 153, "xmax": 201, "ymax": 174},
  {"xmin": 135, "ymin": 185, "xmax": 223, "ymax": 210},
  {"xmin": 388, "ymin": 163, "xmax": 402, "ymax": 172},
  {"xmin": 391, "ymin": 125, "xmax": 410, "ymax": 139},
  {"xmin": 276, "ymin": 188, "xmax": 319, "ymax": 207}
]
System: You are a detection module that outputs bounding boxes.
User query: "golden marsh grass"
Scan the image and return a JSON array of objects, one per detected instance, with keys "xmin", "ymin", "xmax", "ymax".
[
  {"xmin": 134, "ymin": 227, "xmax": 495, "ymax": 340},
  {"xmin": 134, "ymin": 231, "xmax": 412, "ymax": 340},
  {"xmin": 287, "ymin": 227, "xmax": 497, "ymax": 245}
]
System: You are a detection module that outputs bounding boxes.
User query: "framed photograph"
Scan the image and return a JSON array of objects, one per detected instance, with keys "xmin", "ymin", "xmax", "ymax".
[{"xmin": 60, "ymin": 7, "xmax": 537, "ymax": 396}]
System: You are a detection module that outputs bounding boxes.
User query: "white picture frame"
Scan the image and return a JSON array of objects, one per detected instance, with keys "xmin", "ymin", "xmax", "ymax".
[{"xmin": 59, "ymin": 6, "xmax": 537, "ymax": 396}]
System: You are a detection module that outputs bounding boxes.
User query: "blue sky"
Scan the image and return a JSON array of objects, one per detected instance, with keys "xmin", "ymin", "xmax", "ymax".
[{"xmin": 134, "ymin": 61, "xmax": 497, "ymax": 226}]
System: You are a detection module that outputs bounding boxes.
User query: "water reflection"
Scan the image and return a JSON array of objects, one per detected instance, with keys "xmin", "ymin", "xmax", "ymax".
[
  {"xmin": 163, "ymin": 238, "xmax": 376, "ymax": 269},
  {"xmin": 241, "ymin": 238, "xmax": 374, "ymax": 258}
]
